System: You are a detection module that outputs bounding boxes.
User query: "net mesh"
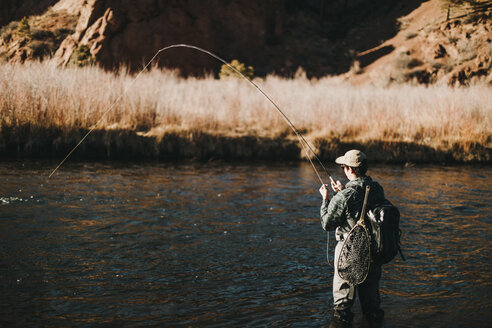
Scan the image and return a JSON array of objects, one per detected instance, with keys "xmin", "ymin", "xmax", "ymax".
[{"xmin": 337, "ymin": 224, "xmax": 371, "ymax": 285}]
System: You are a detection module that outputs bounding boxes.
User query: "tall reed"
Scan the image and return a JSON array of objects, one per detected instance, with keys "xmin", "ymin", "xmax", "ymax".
[{"xmin": 0, "ymin": 61, "xmax": 490, "ymax": 152}]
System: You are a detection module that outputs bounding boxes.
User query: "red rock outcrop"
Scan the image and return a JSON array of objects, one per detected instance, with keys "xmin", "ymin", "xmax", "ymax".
[
  {"xmin": 55, "ymin": 0, "xmax": 288, "ymax": 75},
  {"xmin": 54, "ymin": 0, "xmax": 111, "ymax": 66},
  {"xmin": 49, "ymin": 0, "xmax": 411, "ymax": 76}
]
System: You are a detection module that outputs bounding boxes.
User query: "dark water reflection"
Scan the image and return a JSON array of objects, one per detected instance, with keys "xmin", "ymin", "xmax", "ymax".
[{"xmin": 0, "ymin": 161, "xmax": 491, "ymax": 327}]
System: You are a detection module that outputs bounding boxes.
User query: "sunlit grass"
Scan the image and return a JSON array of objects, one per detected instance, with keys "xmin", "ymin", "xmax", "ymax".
[{"xmin": 0, "ymin": 61, "xmax": 490, "ymax": 154}]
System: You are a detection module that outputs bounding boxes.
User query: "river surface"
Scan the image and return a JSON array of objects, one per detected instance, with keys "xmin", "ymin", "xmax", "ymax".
[{"xmin": 0, "ymin": 160, "xmax": 491, "ymax": 327}]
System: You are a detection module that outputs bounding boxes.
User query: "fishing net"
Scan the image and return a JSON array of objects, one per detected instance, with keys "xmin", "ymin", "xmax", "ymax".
[
  {"xmin": 337, "ymin": 223, "xmax": 371, "ymax": 285},
  {"xmin": 336, "ymin": 185, "xmax": 372, "ymax": 285}
]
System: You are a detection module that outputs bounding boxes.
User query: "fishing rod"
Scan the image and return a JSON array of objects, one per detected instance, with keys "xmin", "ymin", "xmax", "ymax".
[
  {"xmin": 49, "ymin": 44, "xmax": 333, "ymax": 185},
  {"xmin": 47, "ymin": 44, "xmax": 337, "ymax": 268}
]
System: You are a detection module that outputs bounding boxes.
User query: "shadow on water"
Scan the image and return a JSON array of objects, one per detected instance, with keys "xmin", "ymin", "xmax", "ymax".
[{"xmin": 0, "ymin": 160, "xmax": 491, "ymax": 327}]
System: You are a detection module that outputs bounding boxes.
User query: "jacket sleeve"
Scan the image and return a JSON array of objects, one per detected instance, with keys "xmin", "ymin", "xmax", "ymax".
[{"xmin": 320, "ymin": 192, "xmax": 347, "ymax": 231}]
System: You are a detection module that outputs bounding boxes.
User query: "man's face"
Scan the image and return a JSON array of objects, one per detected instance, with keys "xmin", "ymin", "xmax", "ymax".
[
  {"xmin": 342, "ymin": 165, "xmax": 356, "ymax": 180},
  {"xmin": 341, "ymin": 165, "xmax": 349, "ymax": 178}
]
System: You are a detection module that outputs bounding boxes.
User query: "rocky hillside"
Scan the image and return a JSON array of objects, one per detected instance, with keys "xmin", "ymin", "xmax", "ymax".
[
  {"xmin": 0, "ymin": 0, "xmax": 491, "ymax": 85},
  {"xmin": 348, "ymin": 0, "xmax": 492, "ymax": 85}
]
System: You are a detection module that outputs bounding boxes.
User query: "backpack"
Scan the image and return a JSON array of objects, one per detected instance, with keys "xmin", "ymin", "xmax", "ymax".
[{"xmin": 366, "ymin": 201, "xmax": 405, "ymax": 265}]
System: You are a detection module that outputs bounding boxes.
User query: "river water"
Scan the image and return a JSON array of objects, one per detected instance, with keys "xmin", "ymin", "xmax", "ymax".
[{"xmin": 0, "ymin": 160, "xmax": 490, "ymax": 327}]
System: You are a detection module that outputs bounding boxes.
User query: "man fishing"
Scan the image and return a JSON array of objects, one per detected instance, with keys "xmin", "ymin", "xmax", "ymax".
[{"xmin": 319, "ymin": 150, "xmax": 386, "ymax": 327}]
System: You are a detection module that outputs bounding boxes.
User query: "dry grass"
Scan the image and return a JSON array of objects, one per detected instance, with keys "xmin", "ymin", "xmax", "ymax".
[{"xmin": 0, "ymin": 61, "xmax": 490, "ymax": 159}]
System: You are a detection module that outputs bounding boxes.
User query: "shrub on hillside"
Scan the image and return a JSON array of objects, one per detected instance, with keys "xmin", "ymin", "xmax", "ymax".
[
  {"xmin": 219, "ymin": 59, "xmax": 254, "ymax": 79},
  {"xmin": 17, "ymin": 17, "xmax": 31, "ymax": 39},
  {"xmin": 71, "ymin": 45, "xmax": 95, "ymax": 67},
  {"xmin": 442, "ymin": 0, "xmax": 486, "ymax": 21}
]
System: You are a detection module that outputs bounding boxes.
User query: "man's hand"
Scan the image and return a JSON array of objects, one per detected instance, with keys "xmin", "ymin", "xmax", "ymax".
[
  {"xmin": 319, "ymin": 184, "xmax": 329, "ymax": 200},
  {"xmin": 330, "ymin": 176, "xmax": 344, "ymax": 192}
]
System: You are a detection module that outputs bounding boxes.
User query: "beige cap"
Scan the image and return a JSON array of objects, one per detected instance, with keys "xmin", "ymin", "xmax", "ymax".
[{"xmin": 335, "ymin": 149, "xmax": 366, "ymax": 167}]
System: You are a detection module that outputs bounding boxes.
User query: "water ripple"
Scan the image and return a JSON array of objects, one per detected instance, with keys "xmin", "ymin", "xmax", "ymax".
[{"xmin": 0, "ymin": 161, "xmax": 491, "ymax": 327}]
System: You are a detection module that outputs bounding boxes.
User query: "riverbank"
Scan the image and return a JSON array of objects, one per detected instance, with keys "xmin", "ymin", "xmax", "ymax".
[
  {"xmin": 1, "ymin": 62, "xmax": 490, "ymax": 163},
  {"xmin": 2, "ymin": 125, "xmax": 490, "ymax": 164}
]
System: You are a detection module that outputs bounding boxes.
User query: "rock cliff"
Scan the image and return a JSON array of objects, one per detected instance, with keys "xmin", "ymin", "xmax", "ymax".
[
  {"xmin": 52, "ymin": 0, "xmax": 375, "ymax": 76},
  {"xmin": 0, "ymin": 0, "xmax": 422, "ymax": 76}
]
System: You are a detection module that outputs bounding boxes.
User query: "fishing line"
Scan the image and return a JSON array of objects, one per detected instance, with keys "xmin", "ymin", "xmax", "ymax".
[
  {"xmin": 47, "ymin": 44, "xmax": 336, "ymax": 268},
  {"xmin": 49, "ymin": 44, "xmax": 332, "ymax": 184}
]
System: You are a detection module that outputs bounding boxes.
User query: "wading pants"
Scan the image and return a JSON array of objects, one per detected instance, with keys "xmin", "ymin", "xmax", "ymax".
[{"xmin": 333, "ymin": 241, "xmax": 384, "ymax": 321}]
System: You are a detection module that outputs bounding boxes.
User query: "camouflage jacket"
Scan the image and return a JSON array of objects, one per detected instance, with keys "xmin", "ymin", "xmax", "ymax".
[{"xmin": 320, "ymin": 176, "xmax": 386, "ymax": 238}]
